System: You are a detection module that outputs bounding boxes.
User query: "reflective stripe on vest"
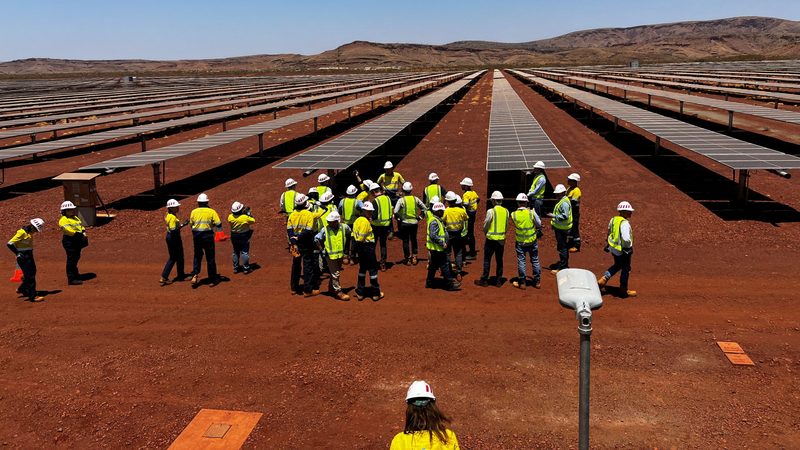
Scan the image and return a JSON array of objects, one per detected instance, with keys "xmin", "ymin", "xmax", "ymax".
[
  {"xmin": 324, "ymin": 226, "xmax": 346, "ymax": 259},
  {"xmin": 353, "ymin": 217, "xmax": 374, "ymax": 243},
  {"xmin": 342, "ymin": 198, "xmax": 358, "ymax": 223},
  {"xmin": 426, "ymin": 215, "xmax": 446, "ymax": 252},
  {"xmin": 607, "ymin": 216, "xmax": 632, "ymax": 251},
  {"xmin": 402, "ymin": 196, "xmax": 417, "ymax": 221},
  {"xmin": 372, "ymin": 195, "xmax": 392, "ymax": 226},
  {"xmin": 552, "ymin": 197, "xmax": 573, "ymax": 230},
  {"xmin": 284, "ymin": 190, "xmax": 296, "ymax": 213},
  {"xmin": 511, "ymin": 209, "xmax": 537, "ymax": 244},
  {"xmin": 530, "ymin": 174, "xmax": 545, "ymax": 199},
  {"xmin": 487, "ymin": 206, "xmax": 508, "ymax": 241}
]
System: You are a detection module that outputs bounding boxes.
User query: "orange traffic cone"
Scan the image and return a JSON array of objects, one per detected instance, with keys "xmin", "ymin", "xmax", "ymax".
[
  {"xmin": 10, "ymin": 269, "xmax": 23, "ymax": 282},
  {"xmin": 214, "ymin": 231, "xmax": 228, "ymax": 242}
]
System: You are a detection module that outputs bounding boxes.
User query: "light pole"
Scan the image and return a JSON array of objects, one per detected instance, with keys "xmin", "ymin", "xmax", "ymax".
[{"xmin": 556, "ymin": 268, "xmax": 604, "ymax": 450}]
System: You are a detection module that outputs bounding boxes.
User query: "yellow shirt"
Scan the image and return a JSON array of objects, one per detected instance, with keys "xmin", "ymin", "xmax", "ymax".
[
  {"xmin": 165, "ymin": 213, "xmax": 180, "ymax": 232},
  {"xmin": 462, "ymin": 190, "xmax": 479, "ymax": 212},
  {"xmin": 228, "ymin": 213, "xmax": 256, "ymax": 233},
  {"xmin": 190, "ymin": 207, "xmax": 221, "ymax": 232},
  {"xmin": 352, "ymin": 216, "xmax": 375, "ymax": 243},
  {"xmin": 442, "ymin": 207, "xmax": 468, "ymax": 232},
  {"xmin": 58, "ymin": 215, "xmax": 85, "ymax": 236},
  {"xmin": 8, "ymin": 229, "xmax": 33, "ymax": 251},
  {"xmin": 568, "ymin": 186, "xmax": 582, "ymax": 203},
  {"xmin": 357, "ymin": 191, "xmax": 370, "ymax": 202},
  {"xmin": 286, "ymin": 210, "xmax": 314, "ymax": 234},
  {"xmin": 390, "ymin": 429, "xmax": 460, "ymax": 450},
  {"xmin": 378, "ymin": 172, "xmax": 405, "ymax": 191}
]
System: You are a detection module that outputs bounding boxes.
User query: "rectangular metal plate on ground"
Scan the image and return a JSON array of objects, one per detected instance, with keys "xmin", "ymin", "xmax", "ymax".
[
  {"xmin": 717, "ymin": 341, "xmax": 745, "ymax": 354},
  {"xmin": 725, "ymin": 353, "xmax": 756, "ymax": 366},
  {"xmin": 169, "ymin": 409, "xmax": 262, "ymax": 450}
]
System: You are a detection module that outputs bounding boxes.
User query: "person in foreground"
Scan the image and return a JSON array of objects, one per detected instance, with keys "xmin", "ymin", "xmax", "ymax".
[{"xmin": 390, "ymin": 380, "xmax": 459, "ymax": 450}]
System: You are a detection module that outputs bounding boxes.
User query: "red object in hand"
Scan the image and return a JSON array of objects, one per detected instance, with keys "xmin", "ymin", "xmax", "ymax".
[
  {"xmin": 9, "ymin": 269, "xmax": 22, "ymax": 282},
  {"xmin": 214, "ymin": 231, "xmax": 228, "ymax": 242}
]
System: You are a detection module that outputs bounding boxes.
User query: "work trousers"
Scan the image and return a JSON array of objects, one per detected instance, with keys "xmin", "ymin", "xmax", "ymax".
[
  {"xmin": 231, "ymin": 230, "xmax": 252, "ymax": 271},
  {"xmin": 17, "ymin": 251, "xmax": 37, "ymax": 300},
  {"xmin": 372, "ymin": 225, "xmax": 390, "ymax": 263},
  {"xmin": 553, "ymin": 228, "xmax": 570, "ymax": 270},
  {"xmin": 447, "ymin": 234, "xmax": 464, "ymax": 272},
  {"xmin": 192, "ymin": 231, "xmax": 217, "ymax": 279},
  {"xmin": 290, "ymin": 248, "xmax": 317, "ymax": 294},
  {"xmin": 569, "ymin": 203, "xmax": 581, "ymax": 249},
  {"xmin": 161, "ymin": 230, "xmax": 185, "ymax": 279},
  {"xmin": 427, "ymin": 249, "xmax": 454, "ymax": 284},
  {"xmin": 398, "ymin": 222, "xmax": 419, "ymax": 259},
  {"xmin": 481, "ymin": 239, "xmax": 505, "ymax": 280},
  {"xmin": 465, "ymin": 211, "xmax": 477, "ymax": 255},
  {"xmin": 355, "ymin": 242, "xmax": 380, "ymax": 296},
  {"xmin": 515, "ymin": 242, "xmax": 541, "ymax": 282},
  {"xmin": 62, "ymin": 234, "xmax": 83, "ymax": 282},
  {"xmin": 326, "ymin": 258, "xmax": 344, "ymax": 292},
  {"xmin": 605, "ymin": 251, "xmax": 633, "ymax": 290},
  {"xmin": 530, "ymin": 197, "xmax": 544, "ymax": 219}
]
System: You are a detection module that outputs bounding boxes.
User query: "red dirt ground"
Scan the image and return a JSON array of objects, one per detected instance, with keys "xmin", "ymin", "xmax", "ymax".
[{"xmin": 1, "ymin": 72, "xmax": 799, "ymax": 449}]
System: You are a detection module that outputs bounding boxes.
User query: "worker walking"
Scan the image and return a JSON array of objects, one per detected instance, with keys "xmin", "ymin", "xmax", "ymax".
[
  {"xmin": 598, "ymin": 201, "xmax": 637, "ymax": 298},
  {"xmin": 314, "ymin": 211, "xmax": 351, "ymax": 301},
  {"xmin": 511, "ymin": 193, "xmax": 542, "ymax": 289},
  {"xmin": 423, "ymin": 173, "xmax": 444, "ymax": 206},
  {"xmin": 426, "ymin": 202, "xmax": 461, "ymax": 290},
  {"xmin": 229, "ymin": 201, "xmax": 256, "ymax": 274},
  {"xmin": 548, "ymin": 184, "xmax": 573, "ymax": 274},
  {"xmin": 443, "ymin": 191, "xmax": 468, "ymax": 281},
  {"xmin": 339, "ymin": 185, "xmax": 362, "ymax": 264},
  {"xmin": 7, "ymin": 218, "xmax": 45, "ymax": 302},
  {"xmin": 352, "ymin": 201, "xmax": 384, "ymax": 301},
  {"xmin": 371, "ymin": 183, "xmax": 392, "ymax": 271},
  {"xmin": 566, "ymin": 173, "xmax": 582, "ymax": 252},
  {"xmin": 394, "ymin": 182, "xmax": 426, "ymax": 266},
  {"xmin": 527, "ymin": 161, "xmax": 547, "ymax": 218},
  {"xmin": 189, "ymin": 193, "xmax": 223, "ymax": 287},
  {"xmin": 475, "ymin": 191, "xmax": 508, "ymax": 287},
  {"xmin": 287, "ymin": 193, "xmax": 319, "ymax": 297},
  {"xmin": 160, "ymin": 199, "xmax": 188, "ymax": 286},
  {"xmin": 59, "ymin": 201, "xmax": 88, "ymax": 286},
  {"xmin": 280, "ymin": 178, "xmax": 298, "ymax": 214},
  {"xmin": 460, "ymin": 177, "xmax": 479, "ymax": 259}
]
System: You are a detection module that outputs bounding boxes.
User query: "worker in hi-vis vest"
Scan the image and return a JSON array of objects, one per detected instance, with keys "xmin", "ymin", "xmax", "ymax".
[
  {"xmin": 426, "ymin": 202, "xmax": 461, "ymax": 291},
  {"xmin": 598, "ymin": 201, "xmax": 637, "ymax": 298},
  {"xmin": 527, "ymin": 160, "xmax": 547, "ymax": 218},
  {"xmin": 475, "ymin": 191, "xmax": 508, "ymax": 287},
  {"xmin": 510, "ymin": 193, "xmax": 542, "ymax": 290},
  {"xmin": 394, "ymin": 182, "xmax": 426, "ymax": 266},
  {"xmin": 314, "ymin": 210, "xmax": 351, "ymax": 301},
  {"xmin": 547, "ymin": 184, "xmax": 572, "ymax": 274}
]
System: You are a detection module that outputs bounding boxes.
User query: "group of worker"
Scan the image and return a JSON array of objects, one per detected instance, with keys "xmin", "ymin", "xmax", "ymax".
[{"xmin": 278, "ymin": 159, "xmax": 637, "ymax": 301}]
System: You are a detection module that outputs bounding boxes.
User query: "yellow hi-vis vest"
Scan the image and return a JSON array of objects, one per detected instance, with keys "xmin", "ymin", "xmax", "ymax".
[
  {"xmin": 58, "ymin": 215, "xmax": 85, "ymax": 236},
  {"xmin": 282, "ymin": 190, "xmax": 296, "ymax": 213},
  {"xmin": 511, "ymin": 208, "xmax": 537, "ymax": 244},
  {"xmin": 316, "ymin": 186, "xmax": 330, "ymax": 197},
  {"xmin": 190, "ymin": 207, "xmax": 221, "ymax": 232},
  {"xmin": 443, "ymin": 207, "xmax": 466, "ymax": 233},
  {"xmin": 353, "ymin": 216, "xmax": 375, "ymax": 243},
  {"xmin": 530, "ymin": 174, "xmax": 546, "ymax": 199},
  {"xmin": 400, "ymin": 196, "xmax": 418, "ymax": 221},
  {"xmin": 462, "ymin": 190, "xmax": 479, "ymax": 212},
  {"xmin": 372, "ymin": 195, "xmax": 392, "ymax": 227},
  {"xmin": 426, "ymin": 215, "xmax": 446, "ymax": 252},
  {"xmin": 551, "ymin": 197, "xmax": 573, "ymax": 231},
  {"xmin": 341, "ymin": 198, "xmax": 358, "ymax": 224},
  {"xmin": 607, "ymin": 216, "xmax": 632, "ymax": 252},
  {"xmin": 323, "ymin": 226, "xmax": 346, "ymax": 260},
  {"xmin": 486, "ymin": 206, "xmax": 509, "ymax": 241},
  {"xmin": 8, "ymin": 228, "xmax": 33, "ymax": 251},
  {"xmin": 425, "ymin": 184, "xmax": 442, "ymax": 204}
]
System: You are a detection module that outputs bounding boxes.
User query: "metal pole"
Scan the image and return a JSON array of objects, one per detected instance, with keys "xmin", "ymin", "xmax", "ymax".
[
  {"xmin": 579, "ymin": 329, "xmax": 591, "ymax": 450},
  {"xmin": 728, "ymin": 111, "xmax": 734, "ymax": 132}
]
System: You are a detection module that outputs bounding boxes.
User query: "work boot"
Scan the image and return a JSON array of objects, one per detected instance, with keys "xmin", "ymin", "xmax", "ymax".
[
  {"xmin": 29, "ymin": 296, "xmax": 45, "ymax": 302},
  {"xmin": 68, "ymin": 279, "xmax": 83, "ymax": 286},
  {"xmin": 597, "ymin": 275, "xmax": 608, "ymax": 287},
  {"xmin": 372, "ymin": 291, "xmax": 385, "ymax": 301},
  {"xmin": 380, "ymin": 261, "xmax": 387, "ymax": 272},
  {"xmin": 474, "ymin": 279, "xmax": 489, "ymax": 287},
  {"xmin": 456, "ymin": 273, "xmax": 463, "ymax": 282},
  {"xmin": 495, "ymin": 278, "xmax": 503, "ymax": 287},
  {"xmin": 160, "ymin": 277, "xmax": 173, "ymax": 286},
  {"xmin": 15, "ymin": 285, "xmax": 23, "ymax": 294},
  {"xmin": 425, "ymin": 281, "xmax": 434, "ymax": 289},
  {"xmin": 623, "ymin": 290, "xmax": 638, "ymax": 298},
  {"xmin": 512, "ymin": 280, "xmax": 526, "ymax": 290},
  {"xmin": 411, "ymin": 255, "xmax": 418, "ymax": 266},
  {"xmin": 336, "ymin": 291, "xmax": 350, "ymax": 301},
  {"xmin": 304, "ymin": 289, "xmax": 321, "ymax": 298},
  {"xmin": 354, "ymin": 291, "xmax": 366, "ymax": 301},
  {"xmin": 533, "ymin": 278, "xmax": 541, "ymax": 289},
  {"xmin": 569, "ymin": 247, "xmax": 580, "ymax": 253},
  {"xmin": 403, "ymin": 258, "xmax": 411, "ymax": 266},
  {"xmin": 191, "ymin": 274, "xmax": 199, "ymax": 286},
  {"xmin": 446, "ymin": 281, "xmax": 462, "ymax": 291}
]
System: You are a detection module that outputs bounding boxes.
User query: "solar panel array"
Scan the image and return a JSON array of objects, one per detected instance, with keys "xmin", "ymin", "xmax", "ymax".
[
  {"xmin": 511, "ymin": 71, "xmax": 800, "ymax": 170},
  {"xmin": 528, "ymin": 70, "xmax": 800, "ymax": 126},
  {"xmin": 79, "ymin": 73, "xmax": 462, "ymax": 171},
  {"xmin": 487, "ymin": 70, "xmax": 569, "ymax": 171},
  {"xmin": 274, "ymin": 72, "xmax": 479, "ymax": 170}
]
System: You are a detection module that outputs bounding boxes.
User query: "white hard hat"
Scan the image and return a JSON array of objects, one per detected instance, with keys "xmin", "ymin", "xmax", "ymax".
[
  {"xmin": 568, "ymin": 173, "xmax": 581, "ymax": 182},
  {"xmin": 432, "ymin": 202, "xmax": 445, "ymax": 212},
  {"xmin": 553, "ymin": 184, "xmax": 567, "ymax": 194},
  {"xmin": 308, "ymin": 187, "xmax": 317, "ymax": 195},
  {"xmin": 320, "ymin": 191, "xmax": 334, "ymax": 203},
  {"xmin": 166, "ymin": 199, "xmax": 181, "ymax": 208},
  {"xmin": 294, "ymin": 193, "xmax": 308, "ymax": 206},
  {"xmin": 361, "ymin": 201, "xmax": 374, "ymax": 211},
  {"xmin": 285, "ymin": 178, "xmax": 298, "ymax": 188},
  {"xmin": 444, "ymin": 191, "xmax": 457, "ymax": 202},
  {"xmin": 428, "ymin": 172, "xmax": 439, "ymax": 182},
  {"xmin": 318, "ymin": 173, "xmax": 330, "ymax": 183},
  {"xmin": 460, "ymin": 177, "xmax": 473, "ymax": 187},
  {"xmin": 231, "ymin": 201, "xmax": 244, "ymax": 213},
  {"xmin": 534, "ymin": 161, "xmax": 546, "ymax": 169},
  {"xmin": 363, "ymin": 179, "xmax": 373, "ymax": 189},
  {"xmin": 197, "ymin": 193, "xmax": 209, "ymax": 203},
  {"xmin": 430, "ymin": 196, "xmax": 440, "ymax": 204},
  {"xmin": 30, "ymin": 218, "xmax": 44, "ymax": 232},
  {"xmin": 384, "ymin": 161, "xmax": 394, "ymax": 169},
  {"xmin": 455, "ymin": 194, "xmax": 463, "ymax": 205},
  {"xmin": 326, "ymin": 210, "xmax": 341, "ymax": 222},
  {"xmin": 617, "ymin": 201, "xmax": 635, "ymax": 212},
  {"xmin": 516, "ymin": 193, "xmax": 529, "ymax": 202},
  {"xmin": 490, "ymin": 191, "xmax": 503, "ymax": 201},
  {"xmin": 406, "ymin": 380, "xmax": 436, "ymax": 401},
  {"xmin": 369, "ymin": 183, "xmax": 381, "ymax": 192},
  {"xmin": 402, "ymin": 181, "xmax": 413, "ymax": 192},
  {"xmin": 346, "ymin": 185, "xmax": 358, "ymax": 195},
  {"xmin": 60, "ymin": 200, "xmax": 76, "ymax": 210}
]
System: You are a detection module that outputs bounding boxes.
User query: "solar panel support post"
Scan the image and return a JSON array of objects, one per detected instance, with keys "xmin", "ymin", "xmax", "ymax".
[
  {"xmin": 774, "ymin": 100, "xmax": 779, "ymax": 109},
  {"xmin": 613, "ymin": 118, "xmax": 619, "ymax": 132},
  {"xmin": 348, "ymin": 107, "xmax": 352, "ymax": 121},
  {"xmin": 679, "ymin": 101, "xmax": 684, "ymax": 116},
  {"xmin": 257, "ymin": 133, "xmax": 264, "ymax": 157},
  {"xmin": 152, "ymin": 162, "xmax": 164, "ymax": 194},
  {"xmin": 140, "ymin": 135, "xmax": 147, "ymax": 152},
  {"xmin": 727, "ymin": 111, "xmax": 734, "ymax": 132},
  {"xmin": 623, "ymin": 89, "xmax": 627, "ymax": 100},
  {"xmin": 736, "ymin": 169, "xmax": 749, "ymax": 204},
  {"xmin": 30, "ymin": 134, "xmax": 36, "ymax": 143},
  {"xmin": 654, "ymin": 136, "xmax": 661, "ymax": 155},
  {"xmin": 222, "ymin": 121, "xmax": 228, "ymax": 132},
  {"xmin": 647, "ymin": 94, "xmax": 652, "ymax": 107},
  {"xmin": 313, "ymin": 117, "xmax": 318, "ymax": 133}
]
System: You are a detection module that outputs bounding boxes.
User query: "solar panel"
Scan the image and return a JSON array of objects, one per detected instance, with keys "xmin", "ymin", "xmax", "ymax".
[
  {"xmin": 486, "ymin": 70, "xmax": 569, "ymax": 171},
  {"xmin": 78, "ymin": 73, "xmax": 462, "ymax": 171},
  {"xmin": 274, "ymin": 72, "xmax": 479, "ymax": 170},
  {"xmin": 511, "ymin": 71, "xmax": 800, "ymax": 171}
]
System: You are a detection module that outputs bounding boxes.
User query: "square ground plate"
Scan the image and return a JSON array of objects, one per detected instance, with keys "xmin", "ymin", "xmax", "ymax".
[
  {"xmin": 725, "ymin": 353, "xmax": 755, "ymax": 366},
  {"xmin": 717, "ymin": 341, "xmax": 745, "ymax": 354},
  {"xmin": 169, "ymin": 409, "xmax": 263, "ymax": 450}
]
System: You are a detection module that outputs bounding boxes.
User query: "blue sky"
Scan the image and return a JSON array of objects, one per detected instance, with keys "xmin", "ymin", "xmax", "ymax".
[{"xmin": 2, "ymin": 0, "xmax": 798, "ymax": 61}]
